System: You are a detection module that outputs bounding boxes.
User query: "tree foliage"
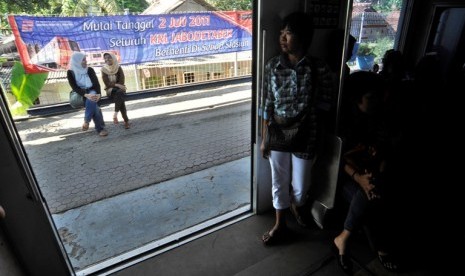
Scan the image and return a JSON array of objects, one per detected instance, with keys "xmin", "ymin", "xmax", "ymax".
[
  {"xmin": 0, "ymin": 0, "xmax": 149, "ymax": 17},
  {"xmin": 0, "ymin": 0, "xmax": 50, "ymax": 14},
  {"xmin": 60, "ymin": 0, "xmax": 121, "ymax": 16},
  {"xmin": 206, "ymin": 0, "xmax": 252, "ymax": 11},
  {"xmin": 60, "ymin": 0, "xmax": 148, "ymax": 15},
  {"xmin": 357, "ymin": 42, "xmax": 376, "ymax": 57},
  {"xmin": 373, "ymin": 37, "xmax": 394, "ymax": 63},
  {"xmin": 372, "ymin": 0, "xmax": 402, "ymax": 12},
  {"xmin": 115, "ymin": 0, "xmax": 149, "ymax": 14}
]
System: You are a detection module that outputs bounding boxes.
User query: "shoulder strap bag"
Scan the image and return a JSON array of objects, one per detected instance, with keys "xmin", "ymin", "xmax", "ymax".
[{"xmin": 69, "ymin": 71, "xmax": 85, "ymax": 109}]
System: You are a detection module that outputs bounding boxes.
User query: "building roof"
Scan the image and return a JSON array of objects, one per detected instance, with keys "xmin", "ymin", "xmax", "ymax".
[
  {"xmin": 0, "ymin": 35, "xmax": 16, "ymax": 55},
  {"xmin": 350, "ymin": 2, "xmax": 398, "ymax": 42}
]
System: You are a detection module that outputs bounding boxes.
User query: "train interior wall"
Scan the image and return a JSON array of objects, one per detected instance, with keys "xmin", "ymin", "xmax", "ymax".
[{"xmin": 398, "ymin": 0, "xmax": 464, "ymax": 269}]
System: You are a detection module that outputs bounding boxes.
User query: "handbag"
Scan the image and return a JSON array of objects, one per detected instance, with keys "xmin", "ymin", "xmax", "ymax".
[
  {"xmin": 264, "ymin": 112, "xmax": 309, "ymax": 152},
  {"xmin": 69, "ymin": 90, "xmax": 84, "ymax": 109}
]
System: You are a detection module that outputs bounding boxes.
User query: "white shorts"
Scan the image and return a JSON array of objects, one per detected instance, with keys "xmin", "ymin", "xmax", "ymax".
[{"xmin": 268, "ymin": 150, "xmax": 314, "ymax": 210}]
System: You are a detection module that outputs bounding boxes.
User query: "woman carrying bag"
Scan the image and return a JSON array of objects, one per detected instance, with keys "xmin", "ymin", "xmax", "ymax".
[{"xmin": 260, "ymin": 12, "xmax": 336, "ymax": 245}]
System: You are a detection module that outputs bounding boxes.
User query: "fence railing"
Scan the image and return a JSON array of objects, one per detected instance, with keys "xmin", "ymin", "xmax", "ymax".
[{"xmin": 0, "ymin": 50, "xmax": 252, "ymax": 107}]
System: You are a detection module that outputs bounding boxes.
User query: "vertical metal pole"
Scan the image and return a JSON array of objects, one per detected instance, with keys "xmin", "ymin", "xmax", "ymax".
[
  {"xmin": 335, "ymin": 0, "xmax": 355, "ymax": 135},
  {"xmin": 133, "ymin": 64, "xmax": 140, "ymax": 91},
  {"xmin": 359, "ymin": 11, "xmax": 365, "ymax": 42},
  {"xmin": 234, "ymin": 51, "xmax": 238, "ymax": 77}
]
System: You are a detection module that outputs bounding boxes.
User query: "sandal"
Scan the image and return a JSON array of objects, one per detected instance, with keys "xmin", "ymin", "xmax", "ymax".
[
  {"xmin": 82, "ymin": 122, "xmax": 89, "ymax": 131},
  {"xmin": 378, "ymin": 253, "xmax": 399, "ymax": 272},
  {"xmin": 113, "ymin": 116, "xmax": 119, "ymax": 125},
  {"xmin": 290, "ymin": 203, "xmax": 307, "ymax": 228},
  {"xmin": 99, "ymin": 129, "xmax": 108, "ymax": 137},
  {"xmin": 124, "ymin": 121, "xmax": 130, "ymax": 129},
  {"xmin": 332, "ymin": 243, "xmax": 353, "ymax": 274},
  {"xmin": 337, "ymin": 254, "xmax": 353, "ymax": 275},
  {"xmin": 262, "ymin": 227, "xmax": 289, "ymax": 246}
]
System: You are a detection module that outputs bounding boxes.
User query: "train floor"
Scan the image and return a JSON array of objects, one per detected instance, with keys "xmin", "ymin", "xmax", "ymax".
[{"xmin": 111, "ymin": 205, "xmax": 457, "ymax": 276}]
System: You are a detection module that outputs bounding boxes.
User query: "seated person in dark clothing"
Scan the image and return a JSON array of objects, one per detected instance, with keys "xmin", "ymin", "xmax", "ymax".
[
  {"xmin": 333, "ymin": 71, "xmax": 399, "ymax": 273},
  {"xmin": 379, "ymin": 49, "xmax": 407, "ymax": 82}
]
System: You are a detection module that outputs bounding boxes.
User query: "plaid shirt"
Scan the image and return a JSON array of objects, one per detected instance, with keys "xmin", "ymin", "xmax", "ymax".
[{"xmin": 262, "ymin": 54, "xmax": 335, "ymax": 159}]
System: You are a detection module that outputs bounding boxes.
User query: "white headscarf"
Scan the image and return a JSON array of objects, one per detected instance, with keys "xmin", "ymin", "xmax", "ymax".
[{"xmin": 70, "ymin": 52, "xmax": 92, "ymax": 89}]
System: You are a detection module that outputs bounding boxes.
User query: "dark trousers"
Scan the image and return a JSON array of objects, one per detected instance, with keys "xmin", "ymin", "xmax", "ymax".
[
  {"xmin": 342, "ymin": 178, "xmax": 392, "ymax": 252},
  {"xmin": 110, "ymin": 88, "xmax": 129, "ymax": 122}
]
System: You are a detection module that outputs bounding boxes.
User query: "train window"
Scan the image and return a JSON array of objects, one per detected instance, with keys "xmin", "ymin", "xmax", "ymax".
[
  {"xmin": 69, "ymin": 41, "xmax": 80, "ymax": 51},
  {"xmin": 426, "ymin": 6, "xmax": 465, "ymax": 82},
  {"xmin": 183, "ymin": 71, "xmax": 195, "ymax": 83},
  {"xmin": 164, "ymin": 74, "xmax": 178, "ymax": 86},
  {"xmin": 349, "ymin": 0, "xmax": 407, "ymax": 72}
]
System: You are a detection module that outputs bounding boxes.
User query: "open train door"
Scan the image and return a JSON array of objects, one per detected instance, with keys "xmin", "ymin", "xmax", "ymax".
[
  {"xmin": 0, "ymin": 84, "xmax": 74, "ymax": 275},
  {"xmin": 253, "ymin": 0, "xmax": 304, "ymax": 214}
]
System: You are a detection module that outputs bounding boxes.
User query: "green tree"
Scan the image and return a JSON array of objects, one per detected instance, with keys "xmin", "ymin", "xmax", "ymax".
[
  {"xmin": 59, "ymin": 0, "xmax": 148, "ymax": 15},
  {"xmin": 0, "ymin": 0, "xmax": 50, "ymax": 14},
  {"xmin": 373, "ymin": 37, "xmax": 394, "ymax": 63},
  {"xmin": 60, "ymin": 0, "xmax": 120, "ymax": 15},
  {"xmin": 357, "ymin": 42, "xmax": 377, "ymax": 57},
  {"xmin": 42, "ymin": 0, "xmax": 65, "ymax": 15},
  {"xmin": 115, "ymin": 0, "xmax": 149, "ymax": 14},
  {"xmin": 206, "ymin": 0, "xmax": 252, "ymax": 11},
  {"xmin": 1, "ymin": 0, "xmax": 49, "ymax": 26},
  {"xmin": 0, "ymin": 0, "xmax": 148, "ymax": 16},
  {"xmin": 372, "ymin": 0, "xmax": 402, "ymax": 13}
]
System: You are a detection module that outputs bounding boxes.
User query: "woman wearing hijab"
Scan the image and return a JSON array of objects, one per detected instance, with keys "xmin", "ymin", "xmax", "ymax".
[
  {"xmin": 67, "ymin": 51, "xmax": 108, "ymax": 136},
  {"xmin": 101, "ymin": 52, "xmax": 130, "ymax": 129}
]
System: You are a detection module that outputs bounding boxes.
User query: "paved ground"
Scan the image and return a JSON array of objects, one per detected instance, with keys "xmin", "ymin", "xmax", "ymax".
[
  {"xmin": 14, "ymin": 80, "xmax": 252, "ymax": 214},
  {"xmin": 53, "ymin": 157, "xmax": 251, "ymax": 273}
]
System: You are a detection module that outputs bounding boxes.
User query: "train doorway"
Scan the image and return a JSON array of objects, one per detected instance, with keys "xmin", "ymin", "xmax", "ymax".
[{"xmin": 2, "ymin": 76, "xmax": 253, "ymax": 274}]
